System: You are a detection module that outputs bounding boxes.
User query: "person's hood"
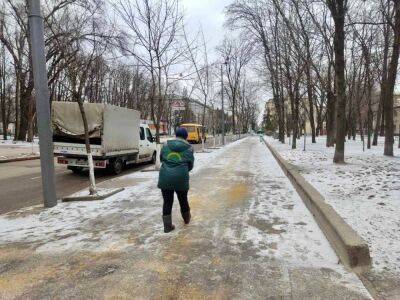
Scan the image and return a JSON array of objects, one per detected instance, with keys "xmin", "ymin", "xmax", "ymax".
[{"xmin": 167, "ymin": 138, "xmax": 191, "ymax": 152}]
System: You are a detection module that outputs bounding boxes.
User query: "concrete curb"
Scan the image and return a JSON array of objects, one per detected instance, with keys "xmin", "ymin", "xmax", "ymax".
[
  {"xmin": 263, "ymin": 138, "xmax": 371, "ymax": 272},
  {"xmin": 62, "ymin": 187, "xmax": 125, "ymax": 202},
  {"xmin": 0, "ymin": 155, "xmax": 40, "ymax": 163}
]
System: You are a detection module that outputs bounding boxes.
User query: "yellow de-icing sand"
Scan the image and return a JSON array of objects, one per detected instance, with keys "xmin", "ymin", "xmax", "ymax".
[
  {"xmin": 189, "ymin": 181, "xmax": 251, "ymax": 214},
  {"xmin": 222, "ymin": 183, "xmax": 250, "ymax": 206},
  {"xmin": 0, "ymin": 265, "xmax": 56, "ymax": 297},
  {"xmin": 0, "ymin": 249, "xmax": 123, "ymax": 298},
  {"xmin": 0, "ymin": 145, "xmax": 252, "ymax": 299}
]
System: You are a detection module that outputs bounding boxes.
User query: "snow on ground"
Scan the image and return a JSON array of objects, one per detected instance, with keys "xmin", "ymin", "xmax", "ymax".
[
  {"xmin": 0, "ymin": 136, "xmax": 371, "ymax": 298},
  {"xmin": 0, "ymin": 136, "xmax": 39, "ymax": 147},
  {"xmin": 243, "ymin": 143, "xmax": 334, "ymax": 268},
  {"xmin": 235, "ymin": 138, "xmax": 368, "ymax": 296},
  {"xmin": 267, "ymin": 135, "xmax": 400, "ymax": 277},
  {"xmin": 0, "ymin": 136, "xmax": 39, "ymax": 159},
  {"xmin": 0, "ymin": 137, "xmax": 244, "ymax": 252}
]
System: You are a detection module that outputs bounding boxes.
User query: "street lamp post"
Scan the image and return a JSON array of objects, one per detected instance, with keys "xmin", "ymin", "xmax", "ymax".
[
  {"xmin": 220, "ymin": 57, "xmax": 229, "ymax": 146},
  {"xmin": 28, "ymin": 0, "xmax": 57, "ymax": 208}
]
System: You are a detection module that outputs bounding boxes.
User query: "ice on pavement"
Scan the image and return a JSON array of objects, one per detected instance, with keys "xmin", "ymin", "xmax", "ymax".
[{"xmin": 0, "ymin": 137, "xmax": 371, "ymax": 298}]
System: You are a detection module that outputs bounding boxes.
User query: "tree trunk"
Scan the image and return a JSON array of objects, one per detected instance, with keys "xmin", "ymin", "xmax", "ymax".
[
  {"xmin": 278, "ymin": 106, "xmax": 285, "ymax": 143},
  {"xmin": 372, "ymin": 97, "xmax": 383, "ymax": 145},
  {"xmin": 347, "ymin": 100, "xmax": 352, "ymax": 140},
  {"xmin": 316, "ymin": 106, "xmax": 323, "ymax": 137},
  {"xmin": 373, "ymin": 19, "xmax": 390, "ymax": 145},
  {"xmin": 273, "ymin": 93, "xmax": 285, "ymax": 143},
  {"xmin": 155, "ymin": 121, "xmax": 160, "ymax": 144},
  {"xmin": 326, "ymin": 90, "xmax": 336, "ymax": 147},
  {"xmin": 364, "ymin": 49, "xmax": 373, "ymax": 150},
  {"xmin": 232, "ymin": 99, "xmax": 236, "ymax": 134},
  {"xmin": 290, "ymin": 99, "xmax": 298, "ymax": 149},
  {"xmin": 17, "ymin": 91, "xmax": 29, "ymax": 141},
  {"xmin": 330, "ymin": 2, "xmax": 347, "ymax": 163},
  {"xmin": 14, "ymin": 78, "xmax": 20, "ymax": 140},
  {"xmin": 367, "ymin": 108, "xmax": 372, "ymax": 149},
  {"xmin": 1, "ymin": 98, "xmax": 7, "ymax": 140},
  {"xmin": 380, "ymin": 111, "xmax": 385, "ymax": 136},
  {"xmin": 306, "ymin": 64, "xmax": 316, "ymax": 143},
  {"xmin": 77, "ymin": 100, "xmax": 97, "ymax": 195},
  {"xmin": 383, "ymin": 0, "xmax": 400, "ymax": 156}
]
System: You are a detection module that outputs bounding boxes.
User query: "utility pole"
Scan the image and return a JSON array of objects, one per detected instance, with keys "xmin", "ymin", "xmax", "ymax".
[
  {"xmin": 220, "ymin": 64, "xmax": 225, "ymax": 145},
  {"xmin": 28, "ymin": 0, "xmax": 57, "ymax": 208}
]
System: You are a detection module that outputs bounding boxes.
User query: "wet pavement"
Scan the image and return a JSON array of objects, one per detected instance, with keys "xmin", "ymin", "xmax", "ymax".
[{"xmin": 0, "ymin": 137, "xmax": 370, "ymax": 299}]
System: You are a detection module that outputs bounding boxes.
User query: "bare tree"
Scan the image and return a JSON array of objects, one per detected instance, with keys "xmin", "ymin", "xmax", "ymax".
[
  {"xmin": 0, "ymin": 0, "xmax": 83, "ymax": 141},
  {"xmin": 217, "ymin": 36, "xmax": 253, "ymax": 134},
  {"xmin": 61, "ymin": 1, "xmax": 116, "ymax": 195},
  {"xmin": 0, "ymin": 43, "xmax": 13, "ymax": 139},
  {"xmin": 183, "ymin": 26, "xmax": 212, "ymax": 138},
  {"xmin": 325, "ymin": 0, "xmax": 348, "ymax": 163},
  {"xmin": 226, "ymin": 1, "xmax": 286, "ymax": 141},
  {"xmin": 116, "ymin": 0, "xmax": 185, "ymax": 142},
  {"xmin": 382, "ymin": 0, "xmax": 400, "ymax": 156}
]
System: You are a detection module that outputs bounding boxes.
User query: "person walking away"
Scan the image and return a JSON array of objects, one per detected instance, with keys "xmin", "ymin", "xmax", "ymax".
[{"xmin": 158, "ymin": 128, "xmax": 194, "ymax": 233}]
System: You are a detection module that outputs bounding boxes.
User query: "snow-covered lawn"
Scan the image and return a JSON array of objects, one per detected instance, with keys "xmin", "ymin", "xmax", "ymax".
[
  {"xmin": 0, "ymin": 136, "xmax": 39, "ymax": 159},
  {"xmin": 0, "ymin": 136, "xmax": 39, "ymax": 147},
  {"xmin": 267, "ymin": 135, "xmax": 400, "ymax": 279}
]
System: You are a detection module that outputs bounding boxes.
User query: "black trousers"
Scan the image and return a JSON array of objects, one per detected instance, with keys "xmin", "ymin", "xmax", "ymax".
[{"xmin": 161, "ymin": 189, "xmax": 190, "ymax": 216}]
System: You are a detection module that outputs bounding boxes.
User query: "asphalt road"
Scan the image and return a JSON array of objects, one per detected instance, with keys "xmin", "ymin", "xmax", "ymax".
[
  {"xmin": 0, "ymin": 135, "xmax": 239, "ymax": 215},
  {"xmin": 0, "ymin": 159, "xmax": 149, "ymax": 215}
]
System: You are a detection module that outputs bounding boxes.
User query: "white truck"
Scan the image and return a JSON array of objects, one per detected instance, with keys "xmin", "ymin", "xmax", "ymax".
[{"xmin": 52, "ymin": 101, "xmax": 157, "ymax": 174}]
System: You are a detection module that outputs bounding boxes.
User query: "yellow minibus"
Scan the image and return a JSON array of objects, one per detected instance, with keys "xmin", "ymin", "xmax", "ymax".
[{"xmin": 179, "ymin": 123, "xmax": 206, "ymax": 144}]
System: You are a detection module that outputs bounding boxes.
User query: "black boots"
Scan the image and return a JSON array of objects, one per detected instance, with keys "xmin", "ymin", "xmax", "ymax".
[
  {"xmin": 162, "ymin": 215, "xmax": 175, "ymax": 233},
  {"xmin": 162, "ymin": 212, "xmax": 191, "ymax": 233},
  {"xmin": 182, "ymin": 210, "xmax": 191, "ymax": 224}
]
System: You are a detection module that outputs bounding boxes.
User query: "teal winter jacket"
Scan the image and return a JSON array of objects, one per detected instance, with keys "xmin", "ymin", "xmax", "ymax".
[{"xmin": 157, "ymin": 138, "xmax": 195, "ymax": 191}]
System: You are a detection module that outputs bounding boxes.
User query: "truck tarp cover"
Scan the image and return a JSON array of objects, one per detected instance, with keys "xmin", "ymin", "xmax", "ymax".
[
  {"xmin": 52, "ymin": 101, "xmax": 140, "ymax": 154},
  {"xmin": 52, "ymin": 102, "xmax": 103, "ymax": 138}
]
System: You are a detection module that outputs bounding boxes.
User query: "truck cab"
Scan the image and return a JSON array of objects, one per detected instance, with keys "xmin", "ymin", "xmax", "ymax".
[{"xmin": 138, "ymin": 124, "xmax": 157, "ymax": 163}]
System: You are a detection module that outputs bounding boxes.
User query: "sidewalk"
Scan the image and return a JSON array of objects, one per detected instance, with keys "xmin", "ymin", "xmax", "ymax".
[
  {"xmin": 0, "ymin": 137, "xmax": 370, "ymax": 299},
  {"xmin": 0, "ymin": 139, "xmax": 39, "ymax": 162}
]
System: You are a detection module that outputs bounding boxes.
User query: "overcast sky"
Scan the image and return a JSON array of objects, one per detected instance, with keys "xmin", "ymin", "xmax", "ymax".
[
  {"xmin": 111, "ymin": 0, "xmax": 267, "ymax": 124},
  {"xmin": 181, "ymin": 0, "xmax": 232, "ymax": 60},
  {"xmin": 181, "ymin": 0, "xmax": 267, "ymax": 124}
]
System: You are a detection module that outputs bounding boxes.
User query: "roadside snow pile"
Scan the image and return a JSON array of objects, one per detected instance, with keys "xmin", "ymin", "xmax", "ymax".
[
  {"xmin": 0, "ymin": 137, "xmax": 39, "ymax": 159},
  {"xmin": 0, "ymin": 137, "xmax": 246, "ymax": 252},
  {"xmin": 0, "ymin": 137, "xmax": 39, "ymax": 147},
  {"xmin": 267, "ymin": 135, "xmax": 400, "ymax": 276}
]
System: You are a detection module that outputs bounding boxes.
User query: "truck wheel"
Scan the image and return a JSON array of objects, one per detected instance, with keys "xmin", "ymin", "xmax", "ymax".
[
  {"xmin": 151, "ymin": 151, "xmax": 156, "ymax": 164},
  {"xmin": 68, "ymin": 166, "xmax": 83, "ymax": 174},
  {"xmin": 111, "ymin": 159, "xmax": 124, "ymax": 175}
]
